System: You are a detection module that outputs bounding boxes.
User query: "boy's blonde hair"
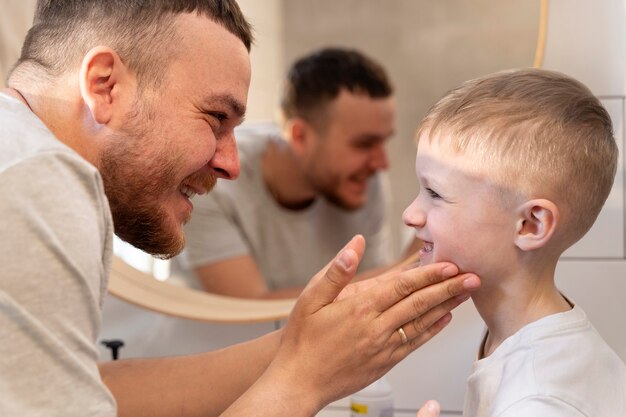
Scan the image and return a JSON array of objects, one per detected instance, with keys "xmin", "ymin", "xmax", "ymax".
[{"xmin": 417, "ymin": 68, "xmax": 618, "ymax": 248}]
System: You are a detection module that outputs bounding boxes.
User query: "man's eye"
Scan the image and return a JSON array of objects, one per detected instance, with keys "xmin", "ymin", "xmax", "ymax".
[
  {"xmin": 203, "ymin": 111, "xmax": 228, "ymax": 124},
  {"xmin": 353, "ymin": 142, "xmax": 375, "ymax": 150},
  {"xmin": 208, "ymin": 112, "xmax": 227, "ymax": 123},
  {"xmin": 214, "ymin": 113, "xmax": 227, "ymax": 122},
  {"xmin": 426, "ymin": 187, "xmax": 441, "ymax": 199},
  {"xmin": 204, "ymin": 112, "xmax": 228, "ymax": 133}
]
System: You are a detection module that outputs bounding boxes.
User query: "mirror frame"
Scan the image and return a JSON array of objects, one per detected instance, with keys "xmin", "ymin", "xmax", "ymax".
[{"xmin": 109, "ymin": 256, "xmax": 295, "ymax": 322}]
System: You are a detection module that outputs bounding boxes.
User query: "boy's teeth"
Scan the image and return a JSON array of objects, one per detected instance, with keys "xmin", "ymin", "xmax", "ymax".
[{"xmin": 423, "ymin": 242, "xmax": 434, "ymax": 253}]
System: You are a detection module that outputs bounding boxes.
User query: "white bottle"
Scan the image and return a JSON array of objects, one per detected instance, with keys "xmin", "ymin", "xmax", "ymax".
[{"xmin": 350, "ymin": 376, "xmax": 394, "ymax": 417}]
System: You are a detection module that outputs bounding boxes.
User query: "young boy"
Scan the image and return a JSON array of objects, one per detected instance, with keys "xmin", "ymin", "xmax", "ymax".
[{"xmin": 403, "ymin": 68, "xmax": 626, "ymax": 417}]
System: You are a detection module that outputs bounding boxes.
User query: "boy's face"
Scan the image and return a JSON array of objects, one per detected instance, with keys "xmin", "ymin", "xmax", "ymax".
[{"xmin": 403, "ymin": 133, "xmax": 519, "ymax": 277}]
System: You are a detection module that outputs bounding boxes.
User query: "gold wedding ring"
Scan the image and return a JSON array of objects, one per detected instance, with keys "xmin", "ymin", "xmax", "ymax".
[{"xmin": 397, "ymin": 326, "xmax": 408, "ymax": 344}]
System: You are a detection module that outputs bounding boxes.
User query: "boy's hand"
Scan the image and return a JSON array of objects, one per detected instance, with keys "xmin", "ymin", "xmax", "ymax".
[{"xmin": 417, "ymin": 400, "xmax": 441, "ymax": 417}]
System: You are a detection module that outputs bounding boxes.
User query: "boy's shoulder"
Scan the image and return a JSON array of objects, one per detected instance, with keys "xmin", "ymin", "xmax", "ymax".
[{"xmin": 467, "ymin": 305, "xmax": 626, "ymax": 417}]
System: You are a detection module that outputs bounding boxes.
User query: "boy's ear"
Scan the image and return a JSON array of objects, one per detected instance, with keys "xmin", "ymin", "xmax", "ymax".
[
  {"xmin": 514, "ymin": 199, "xmax": 559, "ymax": 251},
  {"xmin": 79, "ymin": 46, "xmax": 132, "ymax": 125}
]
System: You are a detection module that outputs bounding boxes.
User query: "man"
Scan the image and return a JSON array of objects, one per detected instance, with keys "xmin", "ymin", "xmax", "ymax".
[
  {"xmin": 179, "ymin": 47, "xmax": 421, "ymax": 298},
  {"xmin": 0, "ymin": 1, "xmax": 479, "ymax": 416}
]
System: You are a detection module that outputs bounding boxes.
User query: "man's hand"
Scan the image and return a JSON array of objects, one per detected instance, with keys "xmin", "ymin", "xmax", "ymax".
[{"xmin": 248, "ymin": 235, "xmax": 479, "ymax": 415}]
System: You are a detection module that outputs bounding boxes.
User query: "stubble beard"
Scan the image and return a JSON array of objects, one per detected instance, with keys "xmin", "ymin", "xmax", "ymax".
[
  {"xmin": 99, "ymin": 112, "xmax": 187, "ymax": 259},
  {"xmin": 307, "ymin": 164, "xmax": 368, "ymax": 212}
]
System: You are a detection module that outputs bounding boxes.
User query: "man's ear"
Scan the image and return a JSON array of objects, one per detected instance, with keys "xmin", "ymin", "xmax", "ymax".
[
  {"xmin": 287, "ymin": 117, "xmax": 313, "ymax": 155},
  {"xmin": 514, "ymin": 199, "xmax": 559, "ymax": 251},
  {"xmin": 79, "ymin": 46, "xmax": 131, "ymax": 125}
]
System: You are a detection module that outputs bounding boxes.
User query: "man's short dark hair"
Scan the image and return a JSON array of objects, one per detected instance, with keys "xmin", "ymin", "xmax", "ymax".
[
  {"xmin": 280, "ymin": 47, "xmax": 393, "ymax": 126},
  {"xmin": 10, "ymin": 0, "xmax": 253, "ymax": 89}
]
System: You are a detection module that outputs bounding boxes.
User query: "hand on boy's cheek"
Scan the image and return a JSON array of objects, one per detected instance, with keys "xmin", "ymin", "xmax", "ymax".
[{"xmin": 336, "ymin": 277, "xmax": 379, "ymax": 301}]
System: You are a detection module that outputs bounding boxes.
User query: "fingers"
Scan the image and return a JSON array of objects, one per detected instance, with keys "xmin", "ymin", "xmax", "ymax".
[
  {"xmin": 416, "ymin": 400, "xmax": 440, "ymax": 417},
  {"xmin": 378, "ymin": 272, "xmax": 479, "ymax": 362},
  {"xmin": 394, "ymin": 272, "xmax": 479, "ymax": 328},
  {"xmin": 406, "ymin": 296, "xmax": 462, "ymax": 342},
  {"xmin": 368, "ymin": 263, "xmax": 461, "ymax": 313},
  {"xmin": 387, "ymin": 310, "xmax": 453, "ymax": 366},
  {"xmin": 296, "ymin": 235, "xmax": 366, "ymax": 314},
  {"xmin": 373, "ymin": 265, "xmax": 480, "ymax": 330}
]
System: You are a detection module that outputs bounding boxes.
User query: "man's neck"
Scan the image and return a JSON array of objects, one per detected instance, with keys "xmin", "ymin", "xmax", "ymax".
[
  {"xmin": 472, "ymin": 264, "xmax": 572, "ymax": 358},
  {"xmin": 4, "ymin": 83, "xmax": 100, "ymax": 167},
  {"xmin": 2, "ymin": 87, "xmax": 32, "ymax": 110},
  {"xmin": 261, "ymin": 139, "xmax": 316, "ymax": 210}
]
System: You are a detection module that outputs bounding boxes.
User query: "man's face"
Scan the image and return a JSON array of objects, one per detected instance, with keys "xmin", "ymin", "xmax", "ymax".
[
  {"xmin": 402, "ymin": 135, "xmax": 519, "ymax": 279},
  {"xmin": 302, "ymin": 90, "xmax": 395, "ymax": 210},
  {"xmin": 101, "ymin": 14, "xmax": 250, "ymax": 258}
]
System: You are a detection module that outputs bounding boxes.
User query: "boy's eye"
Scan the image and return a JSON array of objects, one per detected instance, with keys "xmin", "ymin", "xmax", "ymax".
[{"xmin": 426, "ymin": 187, "xmax": 441, "ymax": 199}]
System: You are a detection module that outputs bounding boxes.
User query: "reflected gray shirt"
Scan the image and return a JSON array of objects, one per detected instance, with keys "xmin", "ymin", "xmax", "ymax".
[{"xmin": 178, "ymin": 122, "xmax": 393, "ymax": 289}]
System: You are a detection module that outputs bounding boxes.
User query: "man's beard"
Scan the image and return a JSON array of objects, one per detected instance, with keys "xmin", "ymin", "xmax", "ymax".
[
  {"xmin": 98, "ymin": 106, "xmax": 215, "ymax": 259},
  {"xmin": 101, "ymin": 139, "xmax": 185, "ymax": 259},
  {"xmin": 307, "ymin": 165, "xmax": 369, "ymax": 211}
]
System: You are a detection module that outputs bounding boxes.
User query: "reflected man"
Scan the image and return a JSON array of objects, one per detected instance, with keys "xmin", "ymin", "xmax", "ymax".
[{"xmin": 177, "ymin": 47, "xmax": 419, "ymax": 299}]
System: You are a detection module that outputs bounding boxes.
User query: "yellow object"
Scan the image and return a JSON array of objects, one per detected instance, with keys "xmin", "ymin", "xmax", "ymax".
[{"xmin": 351, "ymin": 403, "xmax": 369, "ymax": 414}]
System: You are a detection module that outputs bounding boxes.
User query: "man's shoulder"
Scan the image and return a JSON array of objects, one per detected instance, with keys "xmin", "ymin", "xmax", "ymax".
[
  {"xmin": 235, "ymin": 121, "xmax": 282, "ymax": 153},
  {"xmin": 0, "ymin": 95, "xmax": 95, "ymax": 178}
]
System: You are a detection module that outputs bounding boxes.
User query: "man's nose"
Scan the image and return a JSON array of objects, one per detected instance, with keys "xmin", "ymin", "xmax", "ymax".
[
  {"xmin": 369, "ymin": 145, "xmax": 389, "ymax": 171},
  {"xmin": 210, "ymin": 132, "xmax": 240, "ymax": 180}
]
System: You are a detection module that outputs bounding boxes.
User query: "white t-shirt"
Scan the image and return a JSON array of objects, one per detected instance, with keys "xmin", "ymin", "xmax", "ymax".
[
  {"xmin": 177, "ymin": 122, "xmax": 394, "ymax": 289},
  {"xmin": 464, "ymin": 304, "xmax": 626, "ymax": 417},
  {"xmin": 0, "ymin": 93, "xmax": 116, "ymax": 416}
]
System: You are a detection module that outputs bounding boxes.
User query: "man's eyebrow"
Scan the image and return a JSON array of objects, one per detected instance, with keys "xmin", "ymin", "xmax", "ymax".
[
  {"xmin": 205, "ymin": 94, "xmax": 247, "ymax": 119},
  {"xmin": 352, "ymin": 130, "xmax": 395, "ymax": 143}
]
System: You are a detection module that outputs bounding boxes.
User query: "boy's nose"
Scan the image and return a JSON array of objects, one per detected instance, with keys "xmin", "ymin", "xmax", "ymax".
[{"xmin": 403, "ymin": 198, "xmax": 426, "ymax": 228}]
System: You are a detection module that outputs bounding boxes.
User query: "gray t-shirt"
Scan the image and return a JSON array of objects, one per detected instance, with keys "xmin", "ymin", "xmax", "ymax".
[
  {"xmin": 178, "ymin": 122, "xmax": 393, "ymax": 290},
  {"xmin": 0, "ymin": 93, "xmax": 116, "ymax": 416}
]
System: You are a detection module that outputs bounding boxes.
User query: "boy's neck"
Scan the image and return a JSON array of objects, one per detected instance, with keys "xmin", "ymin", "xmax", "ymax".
[{"xmin": 472, "ymin": 266, "xmax": 572, "ymax": 358}]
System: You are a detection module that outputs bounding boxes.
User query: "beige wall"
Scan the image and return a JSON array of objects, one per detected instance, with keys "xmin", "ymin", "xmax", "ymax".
[
  {"xmin": 237, "ymin": 0, "xmax": 285, "ymax": 122},
  {"xmin": 0, "ymin": 0, "xmax": 36, "ymax": 87},
  {"xmin": 282, "ymin": 0, "xmax": 541, "ymax": 254}
]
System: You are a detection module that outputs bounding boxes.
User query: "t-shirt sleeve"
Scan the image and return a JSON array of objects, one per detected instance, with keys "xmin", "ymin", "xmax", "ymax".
[{"xmin": 0, "ymin": 151, "xmax": 116, "ymax": 415}]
